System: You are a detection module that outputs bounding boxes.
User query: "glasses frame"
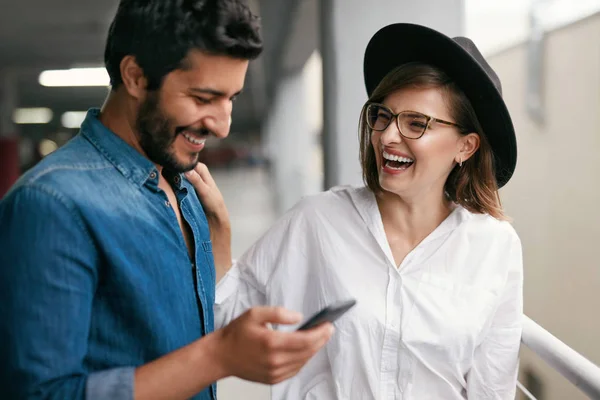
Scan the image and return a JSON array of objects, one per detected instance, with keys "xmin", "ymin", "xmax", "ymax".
[{"xmin": 365, "ymin": 102, "xmax": 464, "ymax": 140}]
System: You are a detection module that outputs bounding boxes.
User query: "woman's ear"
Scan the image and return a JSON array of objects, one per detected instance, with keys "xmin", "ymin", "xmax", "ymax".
[
  {"xmin": 456, "ymin": 133, "xmax": 480, "ymax": 164},
  {"xmin": 119, "ymin": 55, "xmax": 148, "ymax": 99}
]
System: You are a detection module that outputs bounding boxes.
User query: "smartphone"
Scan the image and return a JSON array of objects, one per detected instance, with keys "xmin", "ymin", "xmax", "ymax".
[{"xmin": 297, "ymin": 299, "xmax": 357, "ymax": 331}]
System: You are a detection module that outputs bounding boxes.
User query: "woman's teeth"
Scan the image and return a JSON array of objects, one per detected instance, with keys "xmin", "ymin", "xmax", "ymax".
[
  {"xmin": 382, "ymin": 151, "xmax": 414, "ymax": 170},
  {"xmin": 382, "ymin": 151, "xmax": 414, "ymax": 163}
]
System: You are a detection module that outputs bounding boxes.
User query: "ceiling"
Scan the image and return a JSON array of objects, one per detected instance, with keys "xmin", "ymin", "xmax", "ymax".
[{"xmin": 0, "ymin": 0, "xmax": 319, "ymax": 139}]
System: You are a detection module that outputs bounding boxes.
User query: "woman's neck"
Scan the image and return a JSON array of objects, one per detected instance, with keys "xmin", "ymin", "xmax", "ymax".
[{"xmin": 376, "ymin": 188, "xmax": 454, "ymax": 250}]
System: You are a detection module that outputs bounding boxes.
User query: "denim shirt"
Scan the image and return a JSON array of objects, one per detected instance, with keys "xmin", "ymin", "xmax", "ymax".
[{"xmin": 0, "ymin": 109, "xmax": 216, "ymax": 400}]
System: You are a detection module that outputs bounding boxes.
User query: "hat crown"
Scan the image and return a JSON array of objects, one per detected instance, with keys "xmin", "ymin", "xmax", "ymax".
[{"xmin": 452, "ymin": 36, "xmax": 503, "ymax": 96}]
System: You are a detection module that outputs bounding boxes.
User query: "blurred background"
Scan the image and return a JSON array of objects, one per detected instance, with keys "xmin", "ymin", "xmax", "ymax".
[{"xmin": 1, "ymin": 0, "xmax": 599, "ymax": 399}]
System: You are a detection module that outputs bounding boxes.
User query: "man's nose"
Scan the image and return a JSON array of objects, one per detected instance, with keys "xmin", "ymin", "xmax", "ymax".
[{"xmin": 203, "ymin": 105, "xmax": 232, "ymax": 139}]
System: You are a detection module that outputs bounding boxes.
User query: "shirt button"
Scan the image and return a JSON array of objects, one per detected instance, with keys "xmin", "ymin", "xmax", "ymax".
[
  {"xmin": 149, "ymin": 171, "xmax": 157, "ymax": 180},
  {"xmin": 164, "ymin": 200, "xmax": 170, "ymax": 207},
  {"xmin": 174, "ymin": 175, "xmax": 181, "ymax": 184}
]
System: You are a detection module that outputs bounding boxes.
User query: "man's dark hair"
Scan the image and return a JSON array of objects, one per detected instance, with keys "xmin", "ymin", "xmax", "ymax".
[{"xmin": 104, "ymin": 0, "xmax": 263, "ymax": 90}]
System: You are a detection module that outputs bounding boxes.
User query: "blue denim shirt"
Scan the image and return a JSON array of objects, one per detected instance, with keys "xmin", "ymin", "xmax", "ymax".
[{"xmin": 0, "ymin": 109, "xmax": 216, "ymax": 400}]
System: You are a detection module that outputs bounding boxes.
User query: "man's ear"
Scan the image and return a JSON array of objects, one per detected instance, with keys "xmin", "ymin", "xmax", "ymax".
[{"xmin": 119, "ymin": 55, "xmax": 148, "ymax": 99}]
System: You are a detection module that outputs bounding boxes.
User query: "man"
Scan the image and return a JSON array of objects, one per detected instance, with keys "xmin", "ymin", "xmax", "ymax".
[{"xmin": 0, "ymin": 1, "xmax": 333, "ymax": 399}]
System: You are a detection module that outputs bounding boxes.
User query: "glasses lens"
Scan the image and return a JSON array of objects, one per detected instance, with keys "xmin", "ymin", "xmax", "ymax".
[
  {"xmin": 366, "ymin": 104, "xmax": 392, "ymax": 131},
  {"xmin": 399, "ymin": 112, "xmax": 428, "ymax": 138}
]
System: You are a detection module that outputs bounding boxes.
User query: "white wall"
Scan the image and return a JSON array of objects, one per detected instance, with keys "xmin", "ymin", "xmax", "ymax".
[{"xmin": 488, "ymin": 13, "xmax": 600, "ymax": 400}]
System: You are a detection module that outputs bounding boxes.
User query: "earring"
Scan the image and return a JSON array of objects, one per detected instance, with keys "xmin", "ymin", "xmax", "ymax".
[{"xmin": 459, "ymin": 157, "xmax": 463, "ymax": 167}]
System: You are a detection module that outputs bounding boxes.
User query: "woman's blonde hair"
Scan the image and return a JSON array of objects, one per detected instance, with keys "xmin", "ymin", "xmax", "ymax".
[{"xmin": 358, "ymin": 62, "xmax": 506, "ymax": 220}]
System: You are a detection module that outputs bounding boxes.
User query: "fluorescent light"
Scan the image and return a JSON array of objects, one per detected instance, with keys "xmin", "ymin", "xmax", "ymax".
[
  {"xmin": 39, "ymin": 67, "xmax": 110, "ymax": 87},
  {"xmin": 61, "ymin": 111, "xmax": 88, "ymax": 129},
  {"xmin": 12, "ymin": 107, "xmax": 53, "ymax": 124}
]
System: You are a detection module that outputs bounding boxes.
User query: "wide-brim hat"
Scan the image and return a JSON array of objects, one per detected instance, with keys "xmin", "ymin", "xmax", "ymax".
[{"xmin": 363, "ymin": 23, "xmax": 517, "ymax": 188}]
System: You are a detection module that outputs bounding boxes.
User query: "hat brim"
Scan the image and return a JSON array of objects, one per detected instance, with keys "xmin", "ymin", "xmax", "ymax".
[{"xmin": 364, "ymin": 23, "xmax": 517, "ymax": 188}]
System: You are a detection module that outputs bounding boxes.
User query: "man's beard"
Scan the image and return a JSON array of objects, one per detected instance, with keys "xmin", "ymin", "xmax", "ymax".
[{"xmin": 135, "ymin": 91, "xmax": 203, "ymax": 173}]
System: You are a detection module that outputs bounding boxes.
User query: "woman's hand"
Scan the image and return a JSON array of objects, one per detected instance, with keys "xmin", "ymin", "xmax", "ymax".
[
  {"xmin": 185, "ymin": 163, "xmax": 232, "ymax": 281},
  {"xmin": 185, "ymin": 163, "xmax": 228, "ymax": 223}
]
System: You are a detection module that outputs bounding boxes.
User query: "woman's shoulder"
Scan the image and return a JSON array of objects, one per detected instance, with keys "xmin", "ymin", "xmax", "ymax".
[
  {"xmin": 456, "ymin": 207, "xmax": 521, "ymax": 245},
  {"xmin": 261, "ymin": 186, "xmax": 364, "ymax": 237},
  {"xmin": 452, "ymin": 208, "xmax": 523, "ymax": 283},
  {"xmin": 288, "ymin": 185, "xmax": 370, "ymax": 216}
]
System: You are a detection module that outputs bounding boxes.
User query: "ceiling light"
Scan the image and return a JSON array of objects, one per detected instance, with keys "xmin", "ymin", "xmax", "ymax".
[
  {"xmin": 39, "ymin": 68, "xmax": 110, "ymax": 87},
  {"xmin": 12, "ymin": 107, "xmax": 53, "ymax": 124},
  {"xmin": 61, "ymin": 111, "xmax": 88, "ymax": 129},
  {"xmin": 39, "ymin": 139, "xmax": 59, "ymax": 157}
]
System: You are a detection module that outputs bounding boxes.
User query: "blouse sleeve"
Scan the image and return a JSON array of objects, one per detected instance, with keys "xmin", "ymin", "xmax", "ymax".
[
  {"xmin": 214, "ymin": 260, "xmax": 267, "ymax": 330},
  {"xmin": 466, "ymin": 233, "xmax": 524, "ymax": 399},
  {"xmin": 214, "ymin": 205, "xmax": 309, "ymax": 330}
]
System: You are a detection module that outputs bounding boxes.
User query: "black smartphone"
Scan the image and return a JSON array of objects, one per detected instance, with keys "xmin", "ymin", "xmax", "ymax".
[{"xmin": 297, "ymin": 299, "xmax": 357, "ymax": 331}]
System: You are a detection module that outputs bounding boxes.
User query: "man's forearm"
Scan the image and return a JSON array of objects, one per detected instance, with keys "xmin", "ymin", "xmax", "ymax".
[
  {"xmin": 134, "ymin": 330, "xmax": 227, "ymax": 400},
  {"xmin": 207, "ymin": 214, "xmax": 232, "ymax": 282}
]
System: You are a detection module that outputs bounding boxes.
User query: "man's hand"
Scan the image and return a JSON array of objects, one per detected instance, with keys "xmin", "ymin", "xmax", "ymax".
[
  {"xmin": 134, "ymin": 306, "xmax": 332, "ymax": 399},
  {"xmin": 214, "ymin": 307, "xmax": 334, "ymax": 384}
]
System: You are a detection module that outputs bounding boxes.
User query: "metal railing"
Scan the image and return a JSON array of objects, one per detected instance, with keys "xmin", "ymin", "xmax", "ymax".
[{"xmin": 518, "ymin": 315, "xmax": 600, "ymax": 399}]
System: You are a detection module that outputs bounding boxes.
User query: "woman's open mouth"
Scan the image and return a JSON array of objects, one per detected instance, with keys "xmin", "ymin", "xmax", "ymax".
[{"xmin": 382, "ymin": 150, "xmax": 414, "ymax": 172}]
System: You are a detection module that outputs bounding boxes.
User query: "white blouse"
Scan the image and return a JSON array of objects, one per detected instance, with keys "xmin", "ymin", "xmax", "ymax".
[{"xmin": 215, "ymin": 186, "xmax": 523, "ymax": 400}]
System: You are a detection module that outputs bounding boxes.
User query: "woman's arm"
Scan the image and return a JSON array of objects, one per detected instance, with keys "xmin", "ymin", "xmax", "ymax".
[
  {"xmin": 185, "ymin": 163, "xmax": 232, "ymax": 281},
  {"xmin": 466, "ymin": 234, "xmax": 524, "ymax": 399},
  {"xmin": 186, "ymin": 162, "xmax": 315, "ymax": 331}
]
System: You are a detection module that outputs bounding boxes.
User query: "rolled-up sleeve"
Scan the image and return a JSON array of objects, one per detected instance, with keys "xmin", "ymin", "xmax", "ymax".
[
  {"xmin": 214, "ymin": 205, "xmax": 312, "ymax": 330},
  {"xmin": 0, "ymin": 184, "xmax": 134, "ymax": 399},
  {"xmin": 214, "ymin": 262, "xmax": 267, "ymax": 329},
  {"xmin": 466, "ymin": 234, "xmax": 524, "ymax": 399}
]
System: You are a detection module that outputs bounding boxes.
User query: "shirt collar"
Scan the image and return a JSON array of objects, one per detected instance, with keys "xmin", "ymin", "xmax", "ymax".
[
  {"xmin": 349, "ymin": 186, "xmax": 470, "ymax": 266},
  {"xmin": 80, "ymin": 108, "xmax": 159, "ymax": 188}
]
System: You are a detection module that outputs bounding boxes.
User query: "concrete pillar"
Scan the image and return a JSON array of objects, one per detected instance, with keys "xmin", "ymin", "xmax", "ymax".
[
  {"xmin": 0, "ymin": 69, "xmax": 20, "ymax": 198},
  {"xmin": 264, "ymin": 51, "xmax": 323, "ymax": 214},
  {"xmin": 320, "ymin": 0, "xmax": 465, "ymax": 188}
]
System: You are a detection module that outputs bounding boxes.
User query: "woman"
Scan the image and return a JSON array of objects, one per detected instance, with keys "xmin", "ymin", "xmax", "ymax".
[{"xmin": 196, "ymin": 23, "xmax": 523, "ymax": 399}]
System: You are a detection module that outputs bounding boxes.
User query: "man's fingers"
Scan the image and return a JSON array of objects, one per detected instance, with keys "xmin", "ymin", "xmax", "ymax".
[
  {"xmin": 267, "ymin": 323, "xmax": 334, "ymax": 352},
  {"xmin": 267, "ymin": 363, "xmax": 309, "ymax": 385},
  {"xmin": 246, "ymin": 306, "xmax": 303, "ymax": 326},
  {"xmin": 262, "ymin": 332, "xmax": 332, "ymax": 384}
]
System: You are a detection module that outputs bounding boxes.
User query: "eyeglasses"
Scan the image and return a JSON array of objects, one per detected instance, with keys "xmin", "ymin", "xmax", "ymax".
[{"xmin": 364, "ymin": 102, "xmax": 463, "ymax": 140}]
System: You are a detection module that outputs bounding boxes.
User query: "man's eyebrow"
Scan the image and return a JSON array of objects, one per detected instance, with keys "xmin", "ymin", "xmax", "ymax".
[{"xmin": 190, "ymin": 87, "xmax": 243, "ymax": 98}]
